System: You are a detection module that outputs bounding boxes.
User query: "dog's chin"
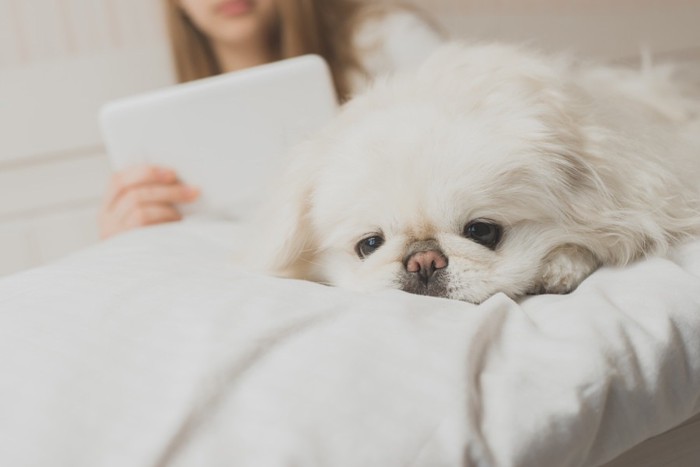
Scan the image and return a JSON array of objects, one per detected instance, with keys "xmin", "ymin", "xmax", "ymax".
[
  {"xmin": 321, "ymin": 260, "xmax": 522, "ymax": 305},
  {"xmin": 328, "ymin": 271, "xmax": 512, "ymax": 304},
  {"xmin": 324, "ymin": 263, "xmax": 558, "ymax": 304}
]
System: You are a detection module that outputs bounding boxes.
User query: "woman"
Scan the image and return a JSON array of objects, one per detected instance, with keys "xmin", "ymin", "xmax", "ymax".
[{"xmin": 99, "ymin": 0, "xmax": 444, "ymax": 238}]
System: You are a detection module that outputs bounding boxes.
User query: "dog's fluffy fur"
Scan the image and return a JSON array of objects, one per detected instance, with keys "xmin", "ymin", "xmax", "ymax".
[{"xmin": 251, "ymin": 43, "xmax": 700, "ymax": 303}]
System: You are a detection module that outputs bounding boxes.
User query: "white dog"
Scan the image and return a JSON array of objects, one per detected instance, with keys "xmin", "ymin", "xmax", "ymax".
[{"xmin": 251, "ymin": 43, "xmax": 700, "ymax": 303}]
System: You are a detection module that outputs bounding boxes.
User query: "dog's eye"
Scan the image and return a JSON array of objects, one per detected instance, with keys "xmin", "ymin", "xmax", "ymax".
[
  {"xmin": 356, "ymin": 235, "xmax": 384, "ymax": 259},
  {"xmin": 463, "ymin": 221, "xmax": 502, "ymax": 249}
]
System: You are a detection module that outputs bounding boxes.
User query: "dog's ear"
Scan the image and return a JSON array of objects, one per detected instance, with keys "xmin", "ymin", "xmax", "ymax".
[
  {"xmin": 548, "ymin": 145, "xmax": 700, "ymax": 267},
  {"xmin": 247, "ymin": 141, "xmax": 322, "ymax": 280}
]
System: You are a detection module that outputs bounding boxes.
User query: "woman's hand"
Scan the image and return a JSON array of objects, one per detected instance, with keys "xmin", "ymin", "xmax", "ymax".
[{"xmin": 99, "ymin": 165, "xmax": 200, "ymax": 239}]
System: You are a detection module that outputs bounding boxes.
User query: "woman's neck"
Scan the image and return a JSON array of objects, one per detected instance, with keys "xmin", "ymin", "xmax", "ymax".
[{"xmin": 211, "ymin": 39, "xmax": 276, "ymax": 73}]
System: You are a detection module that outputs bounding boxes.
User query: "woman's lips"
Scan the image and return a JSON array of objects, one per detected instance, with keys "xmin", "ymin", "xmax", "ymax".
[{"xmin": 216, "ymin": 0, "xmax": 253, "ymax": 16}]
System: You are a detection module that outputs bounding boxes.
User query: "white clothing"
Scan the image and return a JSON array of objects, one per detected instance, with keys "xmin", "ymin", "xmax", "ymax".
[{"xmin": 349, "ymin": 9, "xmax": 446, "ymax": 94}]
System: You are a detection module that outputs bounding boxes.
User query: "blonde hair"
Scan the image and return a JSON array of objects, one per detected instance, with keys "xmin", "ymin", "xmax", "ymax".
[{"xmin": 163, "ymin": 0, "xmax": 383, "ymax": 101}]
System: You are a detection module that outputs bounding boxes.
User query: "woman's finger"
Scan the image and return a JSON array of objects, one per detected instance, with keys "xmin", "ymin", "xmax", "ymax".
[
  {"xmin": 124, "ymin": 204, "xmax": 183, "ymax": 230},
  {"xmin": 121, "ymin": 183, "xmax": 199, "ymax": 208},
  {"xmin": 103, "ymin": 165, "xmax": 178, "ymax": 209},
  {"xmin": 110, "ymin": 183, "xmax": 199, "ymax": 227},
  {"xmin": 100, "ymin": 201, "xmax": 182, "ymax": 239}
]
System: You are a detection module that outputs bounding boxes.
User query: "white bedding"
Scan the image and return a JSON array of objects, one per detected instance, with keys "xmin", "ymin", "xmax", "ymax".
[{"xmin": 1, "ymin": 219, "xmax": 699, "ymax": 467}]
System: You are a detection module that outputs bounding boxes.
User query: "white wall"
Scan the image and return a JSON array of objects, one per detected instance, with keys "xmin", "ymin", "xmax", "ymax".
[
  {"xmin": 430, "ymin": 0, "xmax": 700, "ymax": 60},
  {"xmin": 1, "ymin": 0, "xmax": 699, "ymax": 276},
  {"xmin": 0, "ymin": 0, "xmax": 175, "ymax": 275}
]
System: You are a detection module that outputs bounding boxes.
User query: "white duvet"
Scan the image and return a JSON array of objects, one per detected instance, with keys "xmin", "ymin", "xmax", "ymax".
[{"xmin": 1, "ymin": 219, "xmax": 699, "ymax": 467}]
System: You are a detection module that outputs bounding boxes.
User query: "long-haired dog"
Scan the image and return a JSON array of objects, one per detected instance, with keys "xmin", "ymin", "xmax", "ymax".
[{"xmin": 250, "ymin": 43, "xmax": 700, "ymax": 303}]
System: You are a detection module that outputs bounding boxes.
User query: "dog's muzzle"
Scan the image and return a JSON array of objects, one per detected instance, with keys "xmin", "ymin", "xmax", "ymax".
[{"xmin": 400, "ymin": 240, "xmax": 449, "ymax": 297}]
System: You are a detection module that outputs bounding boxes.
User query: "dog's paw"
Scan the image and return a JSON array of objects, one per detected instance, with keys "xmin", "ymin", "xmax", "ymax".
[{"xmin": 529, "ymin": 245, "xmax": 599, "ymax": 295}]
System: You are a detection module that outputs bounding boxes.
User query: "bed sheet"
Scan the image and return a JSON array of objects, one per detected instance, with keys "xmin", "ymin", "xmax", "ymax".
[{"xmin": 1, "ymin": 219, "xmax": 699, "ymax": 467}]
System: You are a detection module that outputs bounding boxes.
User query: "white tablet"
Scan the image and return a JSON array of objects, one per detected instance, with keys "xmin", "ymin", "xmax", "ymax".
[{"xmin": 99, "ymin": 55, "xmax": 338, "ymax": 219}]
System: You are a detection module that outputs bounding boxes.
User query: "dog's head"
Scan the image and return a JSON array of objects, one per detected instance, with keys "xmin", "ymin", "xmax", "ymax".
[{"xmin": 252, "ymin": 43, "xmax": 697, "ymax": 303}]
